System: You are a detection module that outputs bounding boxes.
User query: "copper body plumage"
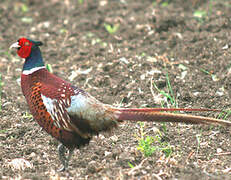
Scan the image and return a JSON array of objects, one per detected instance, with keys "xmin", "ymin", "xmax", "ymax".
[
  {"xmin": 10, "ymin": 38, "xmax": 231, "ymax": 171},
  {"xmin": 21, "ymin": 69, "xmax": 91, "ymax": 149}
]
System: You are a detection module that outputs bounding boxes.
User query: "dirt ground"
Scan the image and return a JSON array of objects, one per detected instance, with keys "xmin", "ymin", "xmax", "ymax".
[{"xmin": 0, "ymin": 0, "xmax": 231, "ymax": 179}]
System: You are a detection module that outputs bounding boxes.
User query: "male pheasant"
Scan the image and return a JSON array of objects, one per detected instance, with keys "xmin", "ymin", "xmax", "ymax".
[{"xmin": 10, "ymin": 38, "xmax": 231, "ymax": 171}]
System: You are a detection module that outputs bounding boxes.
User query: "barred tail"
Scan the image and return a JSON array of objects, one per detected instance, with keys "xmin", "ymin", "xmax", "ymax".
[{"xmin": 112, "ymin": 108, "xmax": 231, "ymax": 127}]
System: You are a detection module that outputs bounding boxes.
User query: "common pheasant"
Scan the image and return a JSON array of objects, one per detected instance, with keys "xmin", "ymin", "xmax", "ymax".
[{"xmin": 10, "ymin": 37, "xmax": 231, "ymax": 171}]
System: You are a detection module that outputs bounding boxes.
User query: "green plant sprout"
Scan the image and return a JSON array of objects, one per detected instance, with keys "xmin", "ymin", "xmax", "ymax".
[
  {"xmin": 136, "ymin": 122, "xmax": 155, "ymax": 157},
  {"xmin": 136, "ymin": 122, "xmax": 173, "ymax": 157},
  {"xmin": 153, "ymin": 71, "xmax": 178, "ymax": 108},
  {"xmin": 78, "ymin": 0, "xmax": 84, "ymax": 4},
  {"xmin": 155, "ymin": 130, "xmax": 173, "ymax": 157},
  {"xmin": 196, "ymin": 134, "xmax": 201, "ymax": 157},
  {"xmin": 46, "ymin": 64, "xmax": 53, "ymax": 73},
  {"xmin": 161, "ymin": 1, "xmax": 169, "ymax": 7},
  {"xmin": 84, "ymin": 32, "xmax": 107, "ymax": 47},
  {"xmin": 200, "ymin": 68, "xmax": 219, "ymax": 81},
  {"xmin": 0, "ymin": 129, "xmax": 8, "ymax": 133},
  {"xmin": 104, "ymin": 23, "xmax": 120, "ymax": 34},
  {"xmin": 152, "ymin": 71, "xmax": 178, "ymax": 134},
  {"xmin": 128, "ymin": 162, "xmax": 135, "ymax": 168},
  {"xmin": 218, "ymin": 109, "xmax": 231, "ymax": 120},
  {"xmin": 193, "ymin": 0, "xmax": 213, "ymax": 21},
  {"xmin": 60, "ymin": 28, "xmax": 68, "ymax": 34},
  {"xmin": 152, "ymin": 0, "xmax": 170, "ymax": 7},
  {"xmin": 193, "ymin": 10, "xmax": 207, "ymax": 18},
  {"xmin": 21, "ymin": 3, "xmax": 29, "ymax": 13},
  {"xmin": 137, "ymin": 134, "xmax": 157, "ymax": 157},
  {"xmin": 22, "ymin": 111, "xmax": 33, "ymax": 119}
]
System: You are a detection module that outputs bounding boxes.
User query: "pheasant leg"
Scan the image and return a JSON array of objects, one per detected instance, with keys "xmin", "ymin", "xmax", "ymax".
[{"xmin": 57, "ymin": 144, "xmax": 74, "ymax": 172}]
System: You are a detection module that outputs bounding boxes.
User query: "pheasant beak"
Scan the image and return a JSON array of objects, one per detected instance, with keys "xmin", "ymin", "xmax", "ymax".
[{"xmin": 9, "ymin": 42, "xmax": 20, "ymax": 49}]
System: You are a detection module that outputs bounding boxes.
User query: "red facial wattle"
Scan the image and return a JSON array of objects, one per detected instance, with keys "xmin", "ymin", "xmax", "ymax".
[{"xmin": 17, "ymin": 38, "xmax": 33, "ymax": 58}]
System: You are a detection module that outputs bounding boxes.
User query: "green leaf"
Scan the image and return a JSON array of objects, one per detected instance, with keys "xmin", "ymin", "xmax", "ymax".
[
  {"xmin": 78, "ymin": 0, "xmax": 84, "ymax": 4},
  {"xmin": 161, "ymin": 2, "xmax": 169, "ymax": 7},
  {"xmin": 21, "ymin": 17, "xmax": 33, "ymax": 23},
  {"xmin": 104, "ymin": 23, "xmax": 120, "ymax": 34},
  {"xmin": 128, "ymin": 162, "xmax": 134, "ymax": 168},
  {"xmin": 193, "ymin": 10, "xmax": 207, "ymax": 18},
  {"xmin": 178, "ymin": 64, "xmax": 187, "ymax": 71},
  {"xmin": 21, "ymin": 4, "xmax": 29, "ymax": 13},
  {"xmin": 46, "ymin": 64, "xmax": 53, "ymax": 73}
]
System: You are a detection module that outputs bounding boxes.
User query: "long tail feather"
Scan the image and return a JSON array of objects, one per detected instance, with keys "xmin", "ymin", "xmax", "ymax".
[
  {"xmin": 116, "ymin": 107, "xmax": 222, "ymax": 112},
  {"xmin": 112, "ymin": 108, "xmax": 231, "ymax": 127}
]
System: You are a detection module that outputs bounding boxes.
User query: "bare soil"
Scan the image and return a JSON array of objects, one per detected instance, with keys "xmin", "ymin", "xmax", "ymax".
[{"xmin": 0, "ymin": 0, "xmax": 231, "ymax": 179}]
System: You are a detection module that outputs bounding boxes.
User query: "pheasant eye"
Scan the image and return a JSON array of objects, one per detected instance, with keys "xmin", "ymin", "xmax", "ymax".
[{"xmin": 25, "ymin": 41, "xmax": 30, "ymax": 46}]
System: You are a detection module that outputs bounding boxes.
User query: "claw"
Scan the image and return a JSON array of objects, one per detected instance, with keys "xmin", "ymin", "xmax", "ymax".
[{"xmin": 57, "ymin": 165, "xmax": 66, "ymax": 172}]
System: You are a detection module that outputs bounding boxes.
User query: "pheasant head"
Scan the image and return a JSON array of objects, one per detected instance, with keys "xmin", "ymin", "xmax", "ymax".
[
  {"xmin": 10, "ymin": 37, "xmax": 43, "ymax": 58},
  {"xmin": 10, "ymin": 37, "xmax": 44, "ymax": 73}
]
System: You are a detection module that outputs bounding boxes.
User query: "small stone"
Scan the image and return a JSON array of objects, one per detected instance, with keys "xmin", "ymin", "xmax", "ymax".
[{"xmin": 217, "ymin": 148, "xmax": 223, "ymax": 153}]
